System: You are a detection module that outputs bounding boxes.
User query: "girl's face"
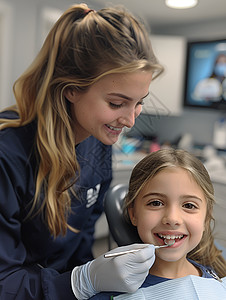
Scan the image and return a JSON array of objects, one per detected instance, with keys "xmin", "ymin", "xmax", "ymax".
[
  {"xmin": 65, "ymin": 71, "xmax": 152, "ymax": 145},
  {"xmin": 128, "ymin": 167, "xmax": 207, "ymax": 263}
]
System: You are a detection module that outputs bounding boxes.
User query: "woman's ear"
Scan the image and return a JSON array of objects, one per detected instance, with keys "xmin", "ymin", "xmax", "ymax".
[
  {"xmin": 128, "ymin": 206, "xmax": 137, "ymax": 226},
  {"xmin": 63, "ymin": 87, "xmax": 78, "ymax": 103}
]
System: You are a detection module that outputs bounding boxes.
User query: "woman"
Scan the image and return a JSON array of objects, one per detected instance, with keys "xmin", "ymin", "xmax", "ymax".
[{"xmin": 0, "ymin": 3, "xmax": 163, "ymax": 300}]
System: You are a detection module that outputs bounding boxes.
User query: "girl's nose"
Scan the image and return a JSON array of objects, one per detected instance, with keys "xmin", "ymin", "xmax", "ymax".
[{"xmin": 162, "ymin": 207, "xmax": 182, "ymax": 227}]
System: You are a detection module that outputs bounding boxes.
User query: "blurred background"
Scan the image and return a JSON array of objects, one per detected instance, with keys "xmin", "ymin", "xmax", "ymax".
[
  {"xmin": 0, "ymin": 0, "xmax": 226, "ymax": 256},
  {"xmin": 1, "ymin": 0, "xmax": 226, "ymax": 145}
]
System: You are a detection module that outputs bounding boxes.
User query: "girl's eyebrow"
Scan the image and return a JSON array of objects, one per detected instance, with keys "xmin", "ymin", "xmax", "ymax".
[
  {"xmin": 142, "ymin": 193, "xmax": 203, "ymax": 202},
  {"xmin": 182, "ymin": 195, "xmax": 203, "ymax": 202},
  {"xmin": 107, "ymin": 92, "xmax": 149, "ymax": 101},
  {"xmin": 142, "ymin": 192, "xmax": 166, "ymax": 199}
]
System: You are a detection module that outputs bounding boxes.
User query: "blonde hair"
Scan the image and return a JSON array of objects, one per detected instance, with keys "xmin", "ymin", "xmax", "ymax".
[
  {"xmin": 124, "ymin": 148, "xmax": 226, "ymax": 277},
  {"xmin": 0, "ymin": 4, "xmax": 163, "ymax": 237}
]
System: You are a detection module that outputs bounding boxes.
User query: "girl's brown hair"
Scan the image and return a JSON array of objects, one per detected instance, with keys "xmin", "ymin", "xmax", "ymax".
[
  {"xmin": 0, "ymin": 4, "xmax": 163, "ymax": 237},
  {"xmin": 124, "ymin": 148, "xmax": 226, "ymax": 277}
]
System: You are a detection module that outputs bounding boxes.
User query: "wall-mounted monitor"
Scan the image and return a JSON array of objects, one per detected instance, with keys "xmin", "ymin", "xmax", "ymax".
[{"xmin": 184, "ymin": 38, "xmax": 226, "ymax": 110}]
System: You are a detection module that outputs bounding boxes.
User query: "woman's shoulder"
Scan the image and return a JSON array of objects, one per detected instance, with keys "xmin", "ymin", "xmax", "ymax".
[
  {"xmin": 0, "ymin": 111, "xmax": 36, "ymax": 151},
  {"xmin": 0, "ymin": 111, "xmax": 37, "ymax": 175}
]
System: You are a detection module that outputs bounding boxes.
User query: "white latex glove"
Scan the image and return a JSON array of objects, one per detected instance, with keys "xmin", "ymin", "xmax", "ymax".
[{"xmin": 71, "ymin": 243, "xmax": 155, "ymax": 300}]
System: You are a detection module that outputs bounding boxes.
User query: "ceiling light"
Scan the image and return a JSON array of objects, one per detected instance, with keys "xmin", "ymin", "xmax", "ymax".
[{"xmin": 165, "ymin": 0, "xmax": 198, "ymax": 9}]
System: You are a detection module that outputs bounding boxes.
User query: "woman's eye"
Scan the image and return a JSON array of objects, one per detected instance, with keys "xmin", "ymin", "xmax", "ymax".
[
  {"xmin": 136, "ymin": 100, "xmax": 144, "ymax": 106},
  {"xmin": 183, "ymin": 203, "xmax": 198, "ymax": 210},
  {"xmin": 109, "ymin": 102, "xmax": 123, "ymax": 108},
  {"xmin": 109, "ymin": 101, "xmax": 144, "ymax": 109}
]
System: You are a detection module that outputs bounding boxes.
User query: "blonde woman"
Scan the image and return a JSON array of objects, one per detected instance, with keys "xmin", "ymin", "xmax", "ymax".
[
  {"xmin": 92, "ymin": 148, "xmax": 226, "ymax": 299},
  {"xmin": 0, "ymin": 3, "xmax": 163, "ymax": 300}
]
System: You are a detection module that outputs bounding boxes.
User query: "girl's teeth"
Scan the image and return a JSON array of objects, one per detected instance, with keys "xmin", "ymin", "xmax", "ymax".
[{"xmin": 158, "ymin": 233, "xmax": 183, "ymax": 239}]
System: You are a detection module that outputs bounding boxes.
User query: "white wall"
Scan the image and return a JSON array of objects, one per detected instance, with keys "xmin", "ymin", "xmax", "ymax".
[
  {"xmin": 0, "ymin": 0, "xmax": 75, "ymax": 109},
  {"xmin": 152, "ymin": 18, "xmax": 226, "ymax": 40},
  {"xmin": 0, "ymin": 0, "xmax": 37, "ymax": 108},
  {"xmin": 0, "ymin": 1, "xmax": 13, "ymax": 109}
]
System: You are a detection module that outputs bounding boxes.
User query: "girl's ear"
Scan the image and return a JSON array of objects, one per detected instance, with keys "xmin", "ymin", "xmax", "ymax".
[
  {"xmin": 63, "ymin": 87, "xmax": 78, "ymax": 103},
  {"xmin": 128, "ymin": 206, "xmax": 137, "ymax": 226}
]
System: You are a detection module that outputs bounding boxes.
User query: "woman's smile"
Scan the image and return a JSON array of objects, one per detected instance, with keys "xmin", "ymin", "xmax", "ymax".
[{"xmin": 105, "ymin": 124, "xmax": 123, "ymax": 135}]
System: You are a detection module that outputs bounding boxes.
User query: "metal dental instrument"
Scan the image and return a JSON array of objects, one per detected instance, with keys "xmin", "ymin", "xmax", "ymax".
[{"xmin": 104, "ymin": 240, "xmax": 175, "ymax": 258}]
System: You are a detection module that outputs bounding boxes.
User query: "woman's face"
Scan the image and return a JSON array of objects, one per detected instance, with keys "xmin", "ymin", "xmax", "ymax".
[
  {"xmin": 128, "ymin": 167, "xmax": 207, "ymax": 263},
  {"xmin": 65, "ymin": 71, "xmax": 152, "ymax": 145}
]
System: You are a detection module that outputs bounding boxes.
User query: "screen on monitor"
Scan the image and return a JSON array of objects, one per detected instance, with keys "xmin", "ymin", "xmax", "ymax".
[{"xmin": 184, "ymin": 38, "xmax": 226, "ymax": 110}]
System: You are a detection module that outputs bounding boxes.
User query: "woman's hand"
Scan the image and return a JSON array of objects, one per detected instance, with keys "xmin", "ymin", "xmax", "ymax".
[{"xmin": 71, "ymin": 243, "xmax": 155, "ymax": 299}]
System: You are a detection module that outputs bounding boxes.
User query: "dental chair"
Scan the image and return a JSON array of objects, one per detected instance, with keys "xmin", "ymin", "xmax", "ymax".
[{"xmin": 104, "ymin": 183, "xmax": 142, "ymax": 247}]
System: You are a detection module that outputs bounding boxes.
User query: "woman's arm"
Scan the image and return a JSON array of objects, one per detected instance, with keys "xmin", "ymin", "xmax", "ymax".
[{"xmin": 0, "ymin": 154, "xmax": 76, "ymax": 300}]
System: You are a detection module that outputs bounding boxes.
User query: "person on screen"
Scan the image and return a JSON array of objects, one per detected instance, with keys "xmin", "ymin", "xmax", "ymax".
[
  {"xmin": 210, "ymin": 53, "xmax": 226, "ymax": 82},
  {"xmin": 192, "ymin": 53, "xmax": 226, "ymax": 102}
]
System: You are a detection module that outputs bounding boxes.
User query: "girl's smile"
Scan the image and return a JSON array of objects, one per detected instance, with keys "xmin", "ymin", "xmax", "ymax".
[{"xmin": 154, "ymin": 231, "xmax": 187, "ymax": 248}]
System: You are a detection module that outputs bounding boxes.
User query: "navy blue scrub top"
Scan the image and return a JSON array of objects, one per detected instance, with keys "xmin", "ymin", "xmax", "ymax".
[{"xmin": 0, "ymin": 111, "xmax": 112, "ymax": 299}]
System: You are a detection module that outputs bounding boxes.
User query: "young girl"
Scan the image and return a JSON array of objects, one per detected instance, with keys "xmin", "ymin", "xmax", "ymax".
[
  {"xmin": 0, "ymin": 3, "xmax": 163, "ymax": 300},
  {"xmin": 91, "ymin": 148, "xmax": 226, "ymax": 299}
]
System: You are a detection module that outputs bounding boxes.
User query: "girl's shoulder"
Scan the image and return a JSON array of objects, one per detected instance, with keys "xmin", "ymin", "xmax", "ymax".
[{"xmin": 189, "ymin": 259, "xmax": 221, "ymax": 280}]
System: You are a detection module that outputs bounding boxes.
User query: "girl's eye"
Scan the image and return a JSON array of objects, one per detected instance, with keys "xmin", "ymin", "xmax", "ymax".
[
  {"xmin": 148, "ymin": 200, "xmax": 163, "ymax": 207},
  {"xmin": 183, "ymin": 202, "xmax": 198, "ymax": 210}
]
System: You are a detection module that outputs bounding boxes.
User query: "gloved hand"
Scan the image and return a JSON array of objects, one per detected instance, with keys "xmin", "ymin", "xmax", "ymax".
[{"xmin": 71, "ymin": 243, "xmax": 155, "ymax": 300}]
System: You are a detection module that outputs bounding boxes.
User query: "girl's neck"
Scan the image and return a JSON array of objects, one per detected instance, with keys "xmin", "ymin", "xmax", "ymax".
[{"xmin": 149, "ymin": 257, "xmax": 201, "ymax": 279}]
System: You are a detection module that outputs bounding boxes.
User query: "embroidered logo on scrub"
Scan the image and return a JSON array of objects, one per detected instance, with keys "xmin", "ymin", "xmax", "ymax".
[{"xmin": 86, "ymin": 184, "xmax": 101, "ymax": 208}]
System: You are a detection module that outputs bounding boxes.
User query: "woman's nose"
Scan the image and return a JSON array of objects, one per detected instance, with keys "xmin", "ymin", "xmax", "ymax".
[
  {"xmin": 118, "ymin": 112, "xmax": 135, "ymax": 128},
  {"xmin": 118, "ymin": 106, "xmax": 142, "ymax": 128}
]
